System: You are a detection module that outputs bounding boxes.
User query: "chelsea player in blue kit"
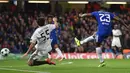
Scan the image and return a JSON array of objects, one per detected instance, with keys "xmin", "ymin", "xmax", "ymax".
[
  {"xmin": 48, "ymin": 16, "xmax": 64, "ymax": 61},
  {"xmin": 75, "ymin": 9, "xmax": 128, "ymax": 67},
  {"xmin": 50, "ymin": 27, "xmax": 64, "ymax": 61}
]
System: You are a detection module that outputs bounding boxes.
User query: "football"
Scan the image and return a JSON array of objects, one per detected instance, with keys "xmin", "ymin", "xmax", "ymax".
[{"xmin": 0, "ymin": 48, "xmax": 10, "ymax": 57}]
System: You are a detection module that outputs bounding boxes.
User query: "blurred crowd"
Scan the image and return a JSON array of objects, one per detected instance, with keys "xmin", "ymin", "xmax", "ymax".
[{"xmin": 0, "ymin": 8, "xmax": 130, "ymax": 54}]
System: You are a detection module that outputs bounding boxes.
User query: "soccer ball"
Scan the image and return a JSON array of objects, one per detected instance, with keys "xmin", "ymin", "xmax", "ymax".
[{"xmin": 0, "ymin": 48, "xmax": 10, "ymax": 57}]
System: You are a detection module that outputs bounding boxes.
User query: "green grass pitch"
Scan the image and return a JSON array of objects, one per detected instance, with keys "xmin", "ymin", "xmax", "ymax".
[{"xmin": 0, "ymin": 59, "xmax": 130, "ymax": 73}]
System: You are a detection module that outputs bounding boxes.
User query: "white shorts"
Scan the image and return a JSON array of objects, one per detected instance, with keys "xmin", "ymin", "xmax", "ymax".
[
  {"xmin": 111, "ymin": 38, "xmax": 122, "ymax": 47},
  {"xmin": 28, "ymin": 50, "xmax": 49, "ymax": 61}
]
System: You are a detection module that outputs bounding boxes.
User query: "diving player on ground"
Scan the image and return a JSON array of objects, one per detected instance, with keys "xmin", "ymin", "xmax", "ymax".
[
  {"xmin": 75, "ymin": 9, "xmax": 128, "ymax": 67},
  {"xmin": 22, "ymin": 17, "xmax": 58, "ymax": 66}
]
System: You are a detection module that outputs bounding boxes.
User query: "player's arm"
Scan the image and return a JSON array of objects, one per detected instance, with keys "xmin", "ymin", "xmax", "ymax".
[
  {"xmin": 22, "ymin": 32, "xmax": 37, "ymax": 58},
  {"xmin": 48, "ymin": 17, "xmax": 59, "ymax": 32},
  {"xmin": 22, "ymin": 42, "xmax": 35, "ymax": 58},
  {"xmin": 26, "ymin": 43, "xmax": 35, "ymax": 54},
  {"xmin": 22, "ymin": 42, "xmax": 36, "ymax": 58},
  {"xmin": 53, "ymin": 17, "xmax": 58, "ymax": 28},
  {"xmin": 79, "ymin": 13, "xmax": 92, "ymax": 17},
  {"xmin": 113, "ymin": 16, "xmax": 129, "ymax": 29}
]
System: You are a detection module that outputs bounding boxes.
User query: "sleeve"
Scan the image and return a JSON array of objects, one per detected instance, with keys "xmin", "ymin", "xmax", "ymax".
[
  {"xmin": 48, "ymin": 24, "xmax": 56, "ymax": 31},
  {"xmin": 91, "ymin": 11, "xmax": 97, "ymax": 16},
  {"xmin": 30, "ymin": 30, "xmax": 38, "ymax": 43},
  {"xmin": 110, "ymin": 13, "xmax": 115, "ymax": 19}
]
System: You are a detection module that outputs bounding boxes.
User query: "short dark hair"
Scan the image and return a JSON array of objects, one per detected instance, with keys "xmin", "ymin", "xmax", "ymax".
[
  {"xmin": 37, "ymin": 17, "xmax": 45, "ymax": 26},
  {"xmin": 47, "ymin": 15, "xmax": 53, "ymax": 19},
  {"xmin": 100, "ymin": 7, "xmax": 108, "ymax": 11}
]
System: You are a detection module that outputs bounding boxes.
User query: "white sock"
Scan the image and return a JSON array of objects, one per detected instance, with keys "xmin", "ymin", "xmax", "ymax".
[
  {"xmin": 96, "ymin": 47, "xmax": 104, "ymax": 63},
  {"xmin": 55, "ymin": 48, "xmax": 64, "ymax": 58},
  {"xmin": 48, "ymin": 53, "xmax": 51, "ymax": 59},
  {"xmin": 80, "ymin": 36, "xmax": 94, "ymax": 44}
]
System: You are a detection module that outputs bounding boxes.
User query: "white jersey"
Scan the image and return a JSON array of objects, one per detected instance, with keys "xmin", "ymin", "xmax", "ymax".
[
  {"xmin": 112, "ymin": 29, "xmax": 122, "ymax": 38},
  {"xmin": 112, "ymin": 29, "xmax": 122, "ymax": 47},
  {"xmin": 30, "ymin": 24, "xmax": 56, "ymax": 51}
]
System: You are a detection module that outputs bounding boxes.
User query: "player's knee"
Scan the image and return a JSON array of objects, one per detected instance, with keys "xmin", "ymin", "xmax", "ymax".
[
  {"xmin": 54, "ymin": 44, "xmax": 58, "ymax": 49},
  {"xmin": 28, "ymin": 61, "xmax": 34, "ymax": 66}
]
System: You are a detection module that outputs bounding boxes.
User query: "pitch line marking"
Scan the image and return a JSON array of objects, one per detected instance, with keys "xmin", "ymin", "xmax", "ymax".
[
  {"xmin": 0, "ymin": 67, "xmax": 50, "ymax": 73},
  {"xmin": 0, "ymin": 65, "xmax": 27, "ymax": 67},
  {"xmin": 60, "ymin": 62, "xmax": 73, "ymax": 65}
]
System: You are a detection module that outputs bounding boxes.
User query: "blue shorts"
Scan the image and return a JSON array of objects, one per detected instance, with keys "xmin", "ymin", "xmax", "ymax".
[
  {"xmin": 51, "ymin": 39, "xmax": 58, "ymax": 47},
  {"xmin": 95, "ymin": 31, "xmax": 111, "ymax": 43}
]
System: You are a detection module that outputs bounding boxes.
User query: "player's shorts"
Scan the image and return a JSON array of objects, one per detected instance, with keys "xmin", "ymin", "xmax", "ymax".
[
  {"xmin": 28, "ymin": 50, "xmax": 49, "ymax": 61},
  {"xmin": 111, "ymin": 38, "xmax": 122, "ymax": 47},
  {"xmin": 95, "ymin": 31, "xmax": 111, "ymax": 43},
  {"xmin": 51, "ymin": 39, "xmax": 59, "ymax": 47}
]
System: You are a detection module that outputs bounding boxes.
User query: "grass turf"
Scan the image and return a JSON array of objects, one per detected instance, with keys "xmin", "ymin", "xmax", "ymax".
[{"xmin": 0, "ymin": 59, "xmax": 130, "ymax": 73}]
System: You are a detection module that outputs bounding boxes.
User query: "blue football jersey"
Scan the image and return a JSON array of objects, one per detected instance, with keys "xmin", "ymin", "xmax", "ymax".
[
  {"xmin": 50, "ymin": 28, "xmax": 60, "ymax": 40},
  {"xmin": 91, "ymin": 11, "xmax": 115, "ymax": 36}
]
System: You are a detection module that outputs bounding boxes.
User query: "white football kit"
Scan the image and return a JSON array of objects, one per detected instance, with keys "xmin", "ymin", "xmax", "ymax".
[
  {"xmin": 29, "ymin": 24, "xmax": 56, "ymax": 60},
  {"xmin": 111, "ymin": 29, "xmax": 122, "ymax": 47}
]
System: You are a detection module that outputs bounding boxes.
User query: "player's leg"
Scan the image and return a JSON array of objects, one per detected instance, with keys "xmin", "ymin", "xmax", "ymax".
[
  {"xmin": 116, "ymin": 39, "xmax": 123, "ymax": 54},
  {"xmin": 44, "ymin": 53, "xmax": 56, "ymax": 65},
  {"xmin": 51, "ymin": 39, "xmax": 64, "ymax": 61},
  {"xmin": 28, "ymin": 59, "xmax": 50, "ymax": 66},
  {"xmin": 96, "ymin": 44, "xmax": 105, "ymax": 67},
  {"xmin": 112, "ymin": 39, "xmax": 122, "ymax": 58},
  {"xmin": 80, "ymin": 36, "xmax": 95, "ymax": 44},
  {"xmin": 95, "ymin": 35, "xmax": 106, "ymax": 67},
  {"xmin": 114, "ymin": 41, "xmax": 123, "ymax": 59},
  {"xmin": 48, "ymin": 53, "xmax": 52, "ymax": 60},
  {"xmin": 75, "ymin": 36, "xmax": 95, "ymax": 46},
  {"xmin": 28, "ymin": 50, "xmax": 55, "ymax": 66},
  {"xmin": 111, "ymin": 39, "xmax": 117, "ymax": 54},
  {"xmin": 54, "ymin": 44, "xmax": 64, "ymax": 61},
  {"xmin": 75, "ymin": 33, "xmax": 95, "ymax": 46},
  {"xmin": 118, "ymin": 47, "xmax": 123, "ymax": 54},
  {"xmin": 112, "ymin": 46, "xmax": 118, "ymax": 58},
  {"xmin": 112, "ymin": 45, "xmax": 121, "ymax": 58},
  {"xmin": 27, "ymin": 50, "xmax": 48, "ymax": 66}
]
